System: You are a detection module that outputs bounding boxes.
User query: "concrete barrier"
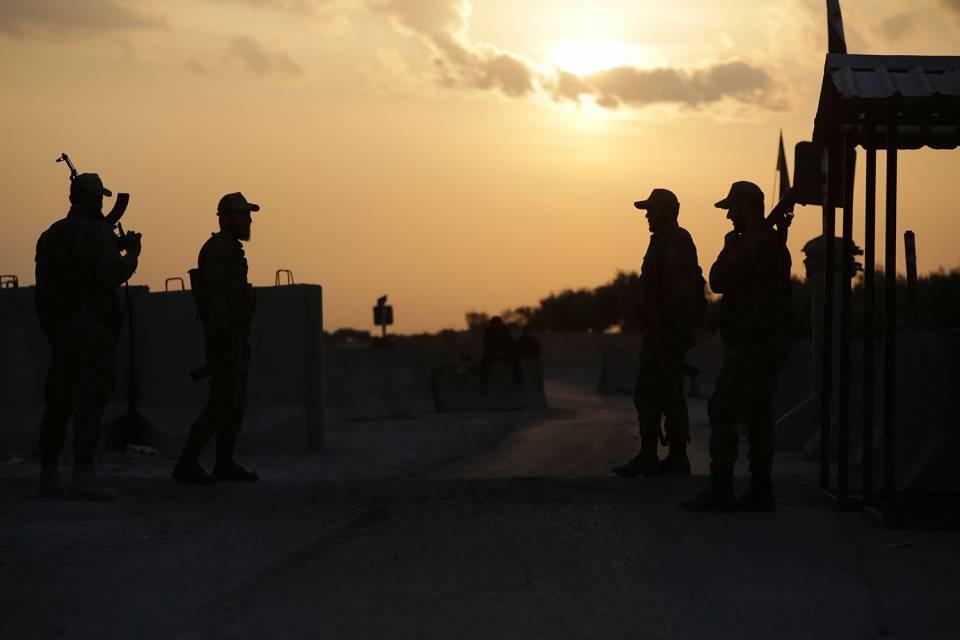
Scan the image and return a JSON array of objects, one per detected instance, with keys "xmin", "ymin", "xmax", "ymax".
[
  {"xmin": 135, "ymin": 284, "xmax": 324, "ymax": 454},
  {"xmin": 0, "ymin": 284, "xmax": 323, "ymax": 457},
  {"xmin": 325, "ymin": 343, "xmax": 437, "ymax": 422},
  {"xmin": 0, "ymin": 286, "xmax": 140, "ymax": 457},
  {"xmin": 432, "ymin": 357, "xmax": 547, "ymax": 412}
]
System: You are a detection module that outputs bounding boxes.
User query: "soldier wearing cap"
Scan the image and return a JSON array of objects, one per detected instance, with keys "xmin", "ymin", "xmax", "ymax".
[
  {"xmin": 683, "ymin": 181, "xmax": 792, "ymax": 512},
  {"xmin": 34, "ymin": 172, "xmax": 142, "ymax": 499},
  {"xmin": 173, "ymin": 192, "xmax": 261, "ymax": 484},
  {"xmin": 612, "ymin": 188, "xmax": 705, "ymax": 478}
]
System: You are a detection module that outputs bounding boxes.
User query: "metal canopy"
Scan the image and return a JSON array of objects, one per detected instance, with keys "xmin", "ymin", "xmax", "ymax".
[{"xmin": 814, "ymin": 53, "xmax": 960, "ymax": 149}]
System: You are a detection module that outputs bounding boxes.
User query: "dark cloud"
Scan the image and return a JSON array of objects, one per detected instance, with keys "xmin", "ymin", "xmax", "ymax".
[
  {"xmin": 944, "ymin": 0, "xmax": 960, "ymax": 13},
  {"xmin": 0, "ymin": 0, "xmax": 164, "ymax": 37},
  {"xmin": 552, "ymin": 61, "xmax": 777, "ymax": 110},
  {"xmin": 229, "ymin": 36, "xmax": 305, "ymax": 77},
  {"xmin": 370, "ymin": 0, "xmax": 536, "ymax": 98}
]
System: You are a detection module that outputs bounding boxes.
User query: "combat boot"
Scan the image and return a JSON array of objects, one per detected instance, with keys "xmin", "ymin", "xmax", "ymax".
[
  {"xmin": 681, "ymin": 471, "xmax": 735, "ymax": 512},
  {"xmin": 735, "ymin": 471, "xmax": 776, "ymax": 512},
  {"xmin": 658, "ymin": 443, "xmax": 691, "ymax": 475},
  {"xmin": 214, "ymin": 438, "xmax": 258, "ymax": 482},
  {"xmin": 68, "ymin": 463, "xmax": 117, "ymax": 501},
  {"xmin": 612, "ymin": 438, "xmax": 661, "ymax": 477},
  {"xmin": 174, "ymin": 437, "xmax": 216, "ymax": 485}
]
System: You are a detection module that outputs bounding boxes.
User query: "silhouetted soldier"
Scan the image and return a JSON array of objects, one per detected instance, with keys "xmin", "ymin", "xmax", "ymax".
[
  {"xmin": 480, "ymin": 316, "xmax": 521, "ymax": 385},
  {"xmin": 34, "ymin": 173, "xmax": 142, "ymax": 499},
  {"xmin": 613, "ymin": 189, "xmax": 705, "ymax": 477},
  {"xmin": 173, "ymin": 193, "xmax": 261, "ymax": 484},
  {"xmin": 683, "ymin": 181, "xmax": 791, "ymax": 512}
]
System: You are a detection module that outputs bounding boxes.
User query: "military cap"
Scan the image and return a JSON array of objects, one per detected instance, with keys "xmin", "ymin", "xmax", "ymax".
[
  {"xmin": 634, "ymin": 188, "xmax": 679, "ymax": 210},
  {"xmin": 217, "ymin": 192, "xmax": 260, "ymax": 215},
  {"xmin": 715, "ymin": 181, "xmax": 764, "ymax": 210}
]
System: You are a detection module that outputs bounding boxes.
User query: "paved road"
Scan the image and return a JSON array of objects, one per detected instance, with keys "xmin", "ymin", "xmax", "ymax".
[{"xmin": 2, "ymin": 378, "xmax": 957, "ymax": 639}]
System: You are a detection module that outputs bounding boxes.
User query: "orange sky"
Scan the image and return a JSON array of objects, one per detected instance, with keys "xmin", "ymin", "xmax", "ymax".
[{"xmin": 1, "ymin": 0, "xmax": 959, "ymax": 333}]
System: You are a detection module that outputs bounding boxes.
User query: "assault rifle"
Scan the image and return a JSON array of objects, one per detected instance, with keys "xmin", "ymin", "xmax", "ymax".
[
  {"xmin": 56, "ymin": 153, "xmax": 131, "ymax": 249},
  {"xmin": 765, "ymin": 186, "xmax": 797, "ymax": 241}
]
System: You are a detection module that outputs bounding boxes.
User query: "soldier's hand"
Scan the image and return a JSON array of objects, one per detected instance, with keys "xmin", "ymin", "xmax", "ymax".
[{"xmin": 124, "ymin": 231, "xmax": 143, "ymax": 258}]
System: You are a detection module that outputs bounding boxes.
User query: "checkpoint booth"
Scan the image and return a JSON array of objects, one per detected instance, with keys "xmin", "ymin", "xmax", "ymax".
[{"xmin": 807, "ymin": 52, "xmax": 960, "ymax": 524}]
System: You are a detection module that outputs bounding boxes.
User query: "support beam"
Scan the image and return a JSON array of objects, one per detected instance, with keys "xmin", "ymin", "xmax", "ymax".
[
  {"xmin": 863, "ymin": 147, "xmax": 877, "ymax": 504},
  {"xmin": 820, "ymin": 145, "xmax": 839, "ymax": 490},
  {"xmin": 883, "ymin": 132, "xmax": 898, "ymax": 494},
  {"xmin": 838, "ymin": 143, "xmax": 856, "ymax": 500}
]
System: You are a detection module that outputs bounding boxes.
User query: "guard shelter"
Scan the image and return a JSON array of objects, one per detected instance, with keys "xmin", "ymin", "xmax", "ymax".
[{"xmin": 810, "ymin": 50, "xmax": 960, "ymax": 518}]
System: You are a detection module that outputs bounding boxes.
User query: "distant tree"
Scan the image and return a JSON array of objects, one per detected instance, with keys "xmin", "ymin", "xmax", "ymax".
[{"xmin": 465, "ymin": 311, "xmax": 489, "ymax": 332}]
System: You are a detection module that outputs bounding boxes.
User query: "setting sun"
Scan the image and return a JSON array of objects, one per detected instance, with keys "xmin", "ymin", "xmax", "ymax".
[{"xmin": 550, "ymin": 40, "xmax": 652, "ymax": 76}]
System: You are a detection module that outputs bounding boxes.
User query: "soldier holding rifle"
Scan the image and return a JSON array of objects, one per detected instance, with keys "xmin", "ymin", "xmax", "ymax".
[{"xmin": 35, "ymin": 156, "xmax": 142, "ymax": 499}]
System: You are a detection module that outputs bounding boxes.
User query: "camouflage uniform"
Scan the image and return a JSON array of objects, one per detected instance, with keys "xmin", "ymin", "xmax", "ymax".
[
  {"xmin": 182, "ymin": 231, "xmax": 256, "ymax": 463},
  {"xmin": 708, "ymin": 227, "xmax": 792, "ymax": 475},
  {"xmin": 34, "ymin": 207, "xmax": 138, "ymax": 470},
  {"xmin": 634, "ymin": 222, "xmax": 704, "ymax": 446}
]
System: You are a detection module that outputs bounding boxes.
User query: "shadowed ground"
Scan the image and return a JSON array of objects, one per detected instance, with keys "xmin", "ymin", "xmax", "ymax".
[{"xmin": 1, "ymin": 372, "xmax": 956, "ymax": 639}]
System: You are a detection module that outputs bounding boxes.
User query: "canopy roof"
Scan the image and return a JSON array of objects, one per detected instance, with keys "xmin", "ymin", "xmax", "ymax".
[{"xmin": 813, "ymin": 53, "xmax": 960, "ymax": 150}]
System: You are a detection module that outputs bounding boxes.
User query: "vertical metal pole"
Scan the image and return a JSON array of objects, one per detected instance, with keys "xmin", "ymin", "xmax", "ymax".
[
  {"xmin": 838, "ymin": 143, "xmax": 856, "ymax": 500},
  {"xmin": 820, "ymin": 145, "xmax": 837, "ymax": 490},
  {"xmin": 883, "ymin": 130, "xmax": 898, "ymax": 494},
  {"xmin": 863, "ymin": 146, "xmax": 877, "ymax": 504},
  {"xmin": 905, "ymin": 231, "xmax": 918, "ymax": 330}
]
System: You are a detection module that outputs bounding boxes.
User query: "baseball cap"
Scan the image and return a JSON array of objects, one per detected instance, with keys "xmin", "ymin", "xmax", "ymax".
[
  {"xmin": 715, "ymin": 181, "xmax": 764, "ymax": 209},
  {"xmin": 634, "ymin": 188, "xmax": 679, "ymax": 210},
  {"xmin": 217, "ymin": 192, "xmax": 261, "ymax": 215},
  {"xmin": 72, "ymin": 173, "xmax": 112, "ymax": 198}
]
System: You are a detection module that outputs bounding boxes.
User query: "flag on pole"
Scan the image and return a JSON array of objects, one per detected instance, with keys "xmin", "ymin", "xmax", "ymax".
[
  {"xmin": 827, "ymin": 0, "xmax": 848, "ymax": 54},
  {"xmin": 777, "ymin": 130, "xmax": 790, "ymax": 200}
]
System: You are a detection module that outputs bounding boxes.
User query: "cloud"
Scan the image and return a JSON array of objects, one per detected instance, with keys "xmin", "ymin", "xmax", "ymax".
[
  {"xmin": 551, "ymin": 62, "xmax": 777, "ymax": 110},
  {"xmin": 229, "ymin": 35, "xmax": 305, "ymax": 77},
  {"xmin": 944, "ymin": 0, "xmax": 960, "ymax": 14},
  {"xmin": 210, "ymin": 0, "xmax": 340, "ymax": 13},
  {"xmin": 880, "ymin": 11, "xmax": 922, "ymax": 41},
  {"xmin": 186, "ymin": 60, "xmax": 210, "ymax": 76},
  {"xmin": 0, "ymin": 0, "xmax": 164, "ymax": 37},
  {"xmin": 371, "ymin": 0, "xmax": 778, "ymax": 110}
]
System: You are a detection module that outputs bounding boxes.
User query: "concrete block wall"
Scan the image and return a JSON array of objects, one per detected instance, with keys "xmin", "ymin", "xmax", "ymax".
[
  {"xmin": 0, "ymin": 284, "xmax": 323, "ymax": 457},
  {"xmin": 135, "ymin": 284, "xmax": 324, "ymax": 454}
]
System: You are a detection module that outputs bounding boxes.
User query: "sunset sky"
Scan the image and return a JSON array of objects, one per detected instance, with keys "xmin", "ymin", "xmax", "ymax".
[{"xmin": 2, "ymin": 0, "xmax": 959, "ymax": 333}]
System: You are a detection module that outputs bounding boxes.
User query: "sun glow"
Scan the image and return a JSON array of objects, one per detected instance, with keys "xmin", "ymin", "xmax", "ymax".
[{"xmin": 550, "ymin": 40, "xmax": 649, "ymax": 76}]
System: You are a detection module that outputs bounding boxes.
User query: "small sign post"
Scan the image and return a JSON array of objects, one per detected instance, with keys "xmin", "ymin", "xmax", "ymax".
[{"xmin": 373, "ymin": 295, "xmax": 394, "ymax": 338}]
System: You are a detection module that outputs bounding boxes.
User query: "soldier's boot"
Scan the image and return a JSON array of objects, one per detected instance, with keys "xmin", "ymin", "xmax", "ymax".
[
  {"xmin": 173, "ymin": 440, "xmax": 216, "ymax": 485},
  {"xmin": 658, "ymin": 442, "xmax": 691, "ymax": 475},
  {"xmin": 38, "ymin": 464, "xmax": 65, "ymax": 499},
  {"xmin": 68, "ymin": 463, "xmax": 118, "ymax": 502},
  {"xmin": 735, "ymin": 471, "xmax": 776, "ymax": 512},
  {"xmin": 681, "ymin": 471, "xmax": 735, "ymax": 512},
  {"xmin": 213, "ymin": 439, "xmax": 258, "ymax": 483},
  {"xmin": 612, "ymin": 437, "xmax": 661, "ymax": 478}
]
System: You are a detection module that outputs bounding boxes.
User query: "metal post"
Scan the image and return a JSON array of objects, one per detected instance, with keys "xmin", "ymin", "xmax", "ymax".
[
  {"xmin": 820, "ymin": 145, "xmax": 838, "ymax": 490},
  {"xmin": 905, "ymin": 231, "xmax": 918, "ymax": 330},
  {"xmin": 838, "ymin": 143, "xmax": 856, "ymax": 501},
  {"xmin": 863, "ymin": 147, "xmax": 877, "ymax": 504},
  {"xmin": 883, "ymin": 131, "xmax": 898, "ymax": 494}
]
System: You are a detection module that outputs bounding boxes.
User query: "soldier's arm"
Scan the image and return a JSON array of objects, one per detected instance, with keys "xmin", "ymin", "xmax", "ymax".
[
  {"xmin": 91, "ymin": 223, "xmax": 137, "ymax": 289},
  {"xmin": 199, "ymin": 243, "xmax": 235, "ymax": 332},
  {"xmin": 661, "ymin": 240, "xmax": 702, "ymax": 325}
]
